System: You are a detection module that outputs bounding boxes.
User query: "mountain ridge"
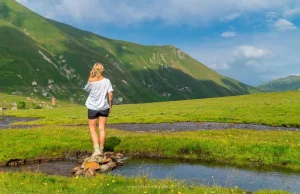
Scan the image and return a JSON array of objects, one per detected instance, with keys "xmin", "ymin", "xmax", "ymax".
[
  {"xmin": 0, "ymin": 0, "xmax": 259, "ymax": 104},
  {"xmin": 258, "ymin": 75, "xmax": 300, "ymax": 92}
]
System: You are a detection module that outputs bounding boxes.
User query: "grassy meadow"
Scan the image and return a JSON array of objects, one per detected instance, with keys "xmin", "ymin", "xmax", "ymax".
[
  {"xmin": 1, "ymin": 127, "xmax": 299, "ymax": 171},
  {"xmin": 0, "ymin": 172, "xmax": 288, "ymax": 194},
  {"xmin": 4, "ymin": 91, "xmax": 300, "ymax": 127},
  {"xmin": 1, "ymin": 91, "xmax": 300, "ymax": 193}
]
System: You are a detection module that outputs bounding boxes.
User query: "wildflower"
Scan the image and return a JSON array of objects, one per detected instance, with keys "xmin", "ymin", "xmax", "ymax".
[
  {"xmin": 178, "ymin": 192, "xmax": 182, "ymax": 194},
  {"xmin": 235, "ymin": 186, "xmax": 238, "ymax": 189},
  {"xmin": 107, "ymin": 183, "xmax": 110, "ymax": 186},
  {"xmin": 76, "ymin": 176, "xmax": 79, "ymax": 179},
  {"xmin": 112, "ymin": 180, "xmax": 116, "ymax": 183}
]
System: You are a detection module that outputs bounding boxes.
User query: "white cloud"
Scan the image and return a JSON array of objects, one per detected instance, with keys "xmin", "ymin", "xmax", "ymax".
[
  {"xmin": 222, "ymin": 13, "xmax": 240, "ymax": 21},
  {"xmin": 274, "ymin": 18, "xmax": 297, "ymax": 31},
  {"xmin": 221, "ymin": 31, "xmax": 236, "ymax": 38},
  {"xmin": 283, "ymin": 7, "xmax": 300, "ymax": 17},
  {"xmin": 266, "ymin": 12, "xmax": 278, "ymax": 19},
  {"xmin": 16, "ymin": 0, "xmax": 294, "ymax": 25},
  {"xmin": 186, "ymin": 43, "xmax": 278, "ymax": 85},
  {"xmin": 209, "ymin": 63, "xmax": 230, "ymax": 70},
  {"xmin": 233, "ymin": 45, "xmax": 272, "ymax": 59}
]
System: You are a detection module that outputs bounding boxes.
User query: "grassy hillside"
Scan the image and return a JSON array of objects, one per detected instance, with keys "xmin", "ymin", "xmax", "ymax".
[
  {"xmin": 6, "ymin": 91, "xmax": 300, "ymax": 127},
  {"xmin": 0, "ymin": 0, "xmax": 259, "ymax": 104},
  {"xmin": 258, "ymin": 75, "xmax": 300, "ymax": 92}
]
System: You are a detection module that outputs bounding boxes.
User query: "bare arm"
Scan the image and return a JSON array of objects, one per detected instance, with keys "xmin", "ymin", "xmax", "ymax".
[
  {"xmin": 88, "ymin": 70, "xmax": 94, "ymax": 82},
  {"xmin": 108, "ymin": 91, "xmax": 113, "ymax": 113}
]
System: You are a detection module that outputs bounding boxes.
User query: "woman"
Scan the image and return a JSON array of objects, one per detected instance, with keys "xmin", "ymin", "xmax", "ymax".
[{"xmin": 84, "ymin": 62, "xmax": 113, "ymax": 157}]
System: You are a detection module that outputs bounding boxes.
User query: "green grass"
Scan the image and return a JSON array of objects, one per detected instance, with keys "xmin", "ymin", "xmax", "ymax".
[
  {"xmin": 0, "ymin": 172, "xmax": 288, "ymax": 194},
  {"xmin": 1, "ymin": 127, "xmax": 299, "ymax": 171},
  {"xmin": 5, "ymin": 91, "xmax": 300, "ymax": 127}
]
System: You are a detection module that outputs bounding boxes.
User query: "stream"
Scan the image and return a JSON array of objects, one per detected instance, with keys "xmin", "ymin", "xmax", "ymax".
[{"xmin": 0, "ymin": 158, "xmax": 299, "ymax": 193}]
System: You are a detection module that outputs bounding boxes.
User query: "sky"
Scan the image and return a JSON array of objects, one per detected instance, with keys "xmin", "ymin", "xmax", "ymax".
[{"xmin": 16, "ymin": 0, "xmax": 300, "ymax": 86}]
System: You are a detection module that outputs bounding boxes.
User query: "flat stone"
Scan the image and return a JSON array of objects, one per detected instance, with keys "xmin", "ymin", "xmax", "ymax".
[{"xmin": 84, "ymin": 162, "xmax": 100, "ymax": 171}]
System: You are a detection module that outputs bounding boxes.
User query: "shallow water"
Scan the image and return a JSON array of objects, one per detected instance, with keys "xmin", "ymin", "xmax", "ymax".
[
  {"xmin": 0, "ymin": 116, "xmax": 38, "ymax": 129},
  {"xmin": 113, "ymin": 158, "xmax": 300, "ymax": 193},
  {"xmin": 1, "ymin": 158, "xmax": 299, "ymax": 193},
  {"xmin": 1, "ymin": 116, "xmax": 299, "ymax": 131},
  {"xmin": 107, "ymin": 122, "xmax": 300, "ymax": 131}
]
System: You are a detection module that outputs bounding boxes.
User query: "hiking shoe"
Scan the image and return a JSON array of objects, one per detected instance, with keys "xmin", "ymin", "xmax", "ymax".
[{"xmin": 92, "ymin": 150, "xmax": 103, "ymax": 157}]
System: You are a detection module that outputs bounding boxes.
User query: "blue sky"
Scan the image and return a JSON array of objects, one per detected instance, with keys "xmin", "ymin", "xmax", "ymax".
[{"xmin": 16, "ymin": 0, "xmax": 300, "ymax": 86}]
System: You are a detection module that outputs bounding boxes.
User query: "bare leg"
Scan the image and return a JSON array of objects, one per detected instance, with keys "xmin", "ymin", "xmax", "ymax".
[
  {"xmin": 88, "ymin": 119, "xmax": 99, "ymax": 146},
  {"xmin": 99, "ymin": 117, "xmax": 107, "ymax": 148}
]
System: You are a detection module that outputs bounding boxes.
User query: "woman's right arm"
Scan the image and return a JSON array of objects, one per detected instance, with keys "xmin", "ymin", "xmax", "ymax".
[{"xmin": 84, "ymin": 70, "xmax": 95, "ymax": 92}]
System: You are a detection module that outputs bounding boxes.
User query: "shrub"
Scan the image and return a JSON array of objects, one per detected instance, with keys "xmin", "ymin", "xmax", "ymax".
[{"xmin": 17, "ymin": 101, "xmax": 26, "ymax": 110}]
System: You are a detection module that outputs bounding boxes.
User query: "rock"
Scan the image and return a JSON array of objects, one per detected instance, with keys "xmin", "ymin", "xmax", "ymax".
[
  {"xmin": 52, "ymin": 97, "xmax": 57, "ymax": 106},
  {"xmin": 83, "ymin": 155, "xmax": 107, "ymax": 164},
  {"xmin": 71, "ymin": 166, "xmax": 82, "ymax": 174},
  {"xmin": 75, "ymin": 169, "xmax": 84, "ymax": 176},
  {"xmin": 32, "ymin": 81, "xmax": 37, "ymax": 86},
  {"xmin": 102, "ymin": 158, "xmax": 112, "ymax": 163},
  {"xmin": 100, "ymin": 162, "xmax": 117, "ymax": 172},
  {"xmin": 177, "ymin": 49, "xmax": 182, "ymax": 55},
  {"xmin": 104, "ymin": 152, "xmax": 114, "ymax": 158},
  {"xmin": 6, "ymin": 159, "xmax": 25, "ymax": 166},
  {"xmin": 48, "ymin": 79, "xmax": 54, "ymax": 84},
  {"xmin": 115, "ymin": 153, "xmax": 124, "ymax": 159},
  {"xmin": 83, "ymin": 162, "xmax": 100, "ymax": 171},
  {"xmin": 85, "ymin": 168, "xmax": 96, "ymax": 177}
]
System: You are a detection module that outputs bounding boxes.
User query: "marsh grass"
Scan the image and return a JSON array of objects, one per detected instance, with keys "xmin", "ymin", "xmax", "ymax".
[
  {"xmin": 0, "ymin": 127, "xmax": 299, "ymax": 171},
  {"xmin": 5, "ymin": 91, "xmax": 300, "ymax": 127}
]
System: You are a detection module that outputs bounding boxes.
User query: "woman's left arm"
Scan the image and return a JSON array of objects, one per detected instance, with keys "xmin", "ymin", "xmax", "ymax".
[{"xmin": 108, "ymin": 91, "xmax": 113, "ymax": 113}]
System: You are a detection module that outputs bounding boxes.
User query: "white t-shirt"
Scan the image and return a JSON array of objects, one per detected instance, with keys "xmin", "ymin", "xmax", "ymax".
[{"xmin": 84, "ymin": 78, "xmax": 113, "ymax": 111}]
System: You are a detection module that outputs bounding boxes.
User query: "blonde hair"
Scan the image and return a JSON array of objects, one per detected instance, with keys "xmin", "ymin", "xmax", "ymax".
[{"xmin": 92, "ymin": 62, "xmax": 104, "ymax": 78}]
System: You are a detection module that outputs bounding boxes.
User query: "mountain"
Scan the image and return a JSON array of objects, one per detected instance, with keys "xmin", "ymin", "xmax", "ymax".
[
  {"xmin": 258, "ymin": 75, "xmax": 300, "ymax": 92},
  {"xmin": 0, "ymin": 0, "xmax": 259, "ymax": 104}
]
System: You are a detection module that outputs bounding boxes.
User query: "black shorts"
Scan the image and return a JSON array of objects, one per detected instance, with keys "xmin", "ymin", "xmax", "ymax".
[{"xmin": 88, "ymin": 109, "xmax": 110, "ymax": 119}]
